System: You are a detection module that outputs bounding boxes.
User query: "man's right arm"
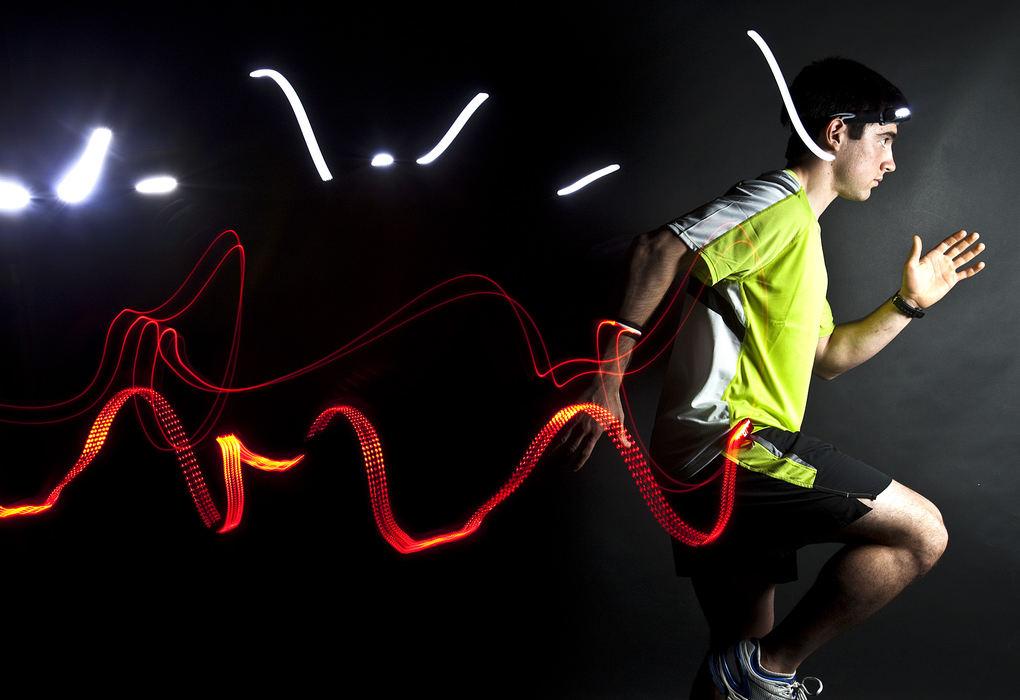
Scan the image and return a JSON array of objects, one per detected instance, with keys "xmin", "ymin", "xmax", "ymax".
[{"xmin": 559, "ymin": 227, "xmax": 691, "ymax": 470}]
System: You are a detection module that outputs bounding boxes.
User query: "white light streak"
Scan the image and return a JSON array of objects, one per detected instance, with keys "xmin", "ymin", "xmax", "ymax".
[
  {"xmin": 250, "ymin": 68, "xmax": 333, "ymax": 181},
  {"xmin": 416, "ymin": 92, "xmax": 489, "ymax": 165},
  {"xmin": 56, "ymin": 127, "xmax": 113, "ymax": 203},
  {"xmin": 746, "ymin": 30, "xmax": 834, "ymax": 162},
  {"xmin": 371, "ymin": 153, "xmax": 395, "ymax": 167},
  {"xmin": 556, "ymin": 164, "xmax": 621, "ymax": 196},
  {"xmin": 135, "ymin": 175, "xmax": 178, "ymax": 194},
  {"xmin": 894, "ymin": 107, "xmax": 911, "ymax": 120},
  {"xmin": 0, "ymin": 181, "xmax": 31, "ymax": 211}
]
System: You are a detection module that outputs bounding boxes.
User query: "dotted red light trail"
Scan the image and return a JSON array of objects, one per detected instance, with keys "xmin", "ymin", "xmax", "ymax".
[{"xmin": 0, "ymin": 229, "xmax": 759, "ymax": 551}]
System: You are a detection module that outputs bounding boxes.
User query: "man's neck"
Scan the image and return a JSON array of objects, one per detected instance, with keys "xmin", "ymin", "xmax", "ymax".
[{"xmin": 788, "ymin": 160, "xmax": 838, "ymax": 220}]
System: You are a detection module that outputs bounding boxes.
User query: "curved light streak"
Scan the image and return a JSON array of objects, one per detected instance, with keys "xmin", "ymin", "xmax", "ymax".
[
  {"xmin": 250, "ymin": 69, "xmax": 333, "ymax": 181},
  {"xmin": 371, "ymin": 153, "xmax": 395, "ymax": 167},
  {"xmin": 556, "ymin": 164, "xmax": 621, "ymax": 196},
  {"xmin": 0, "ymin": 228, "xmax": 764, "ymax": 550},
  {"xmin": 0, "ymin": 385, "xmax": 750, "ymax": 550},
  {"xmin": 135, "ymin": 175, "xmax": 178, "ymax": 194},
  {"xmin": 746, "ymin": 30, "xmax": 834, "ymax": 162},
  {"xmin": 56, "ymin": 127, "xmax": 113, "ymax": 203},
  {"xmin": 416, "ymin": 92, "xmax": 489, "ymax": 165},
  {"xmin": 0, "ymin": 387, "xmax": 219, "ymax": 526},
  {"xmin": 0, "ymin": 180, "xmax": 31, "ymax": 211}
]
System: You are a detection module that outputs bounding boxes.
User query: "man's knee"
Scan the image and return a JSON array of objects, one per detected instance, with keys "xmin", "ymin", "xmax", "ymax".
[
  {"xmin": 914, "ymin": 500, "xmax": 948, "ymax": 573},
  {"xmin": 894, "ymin": 485, "xmax": 947, "ymax": 573},
  {"xmin": 849, "ymin": 480, "xmax": 948, "ymax": 573}
]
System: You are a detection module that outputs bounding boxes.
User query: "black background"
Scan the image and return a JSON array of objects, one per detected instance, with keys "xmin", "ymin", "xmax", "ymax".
[{"xmin": 0, "ymin": 2, "xmax": 1016, "ymax": 697}]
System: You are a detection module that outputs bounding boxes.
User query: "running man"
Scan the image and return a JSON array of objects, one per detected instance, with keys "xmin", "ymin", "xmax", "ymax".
[{"xmin": 561, "ymin": 57, "xmax": 985, "ymax": 699}]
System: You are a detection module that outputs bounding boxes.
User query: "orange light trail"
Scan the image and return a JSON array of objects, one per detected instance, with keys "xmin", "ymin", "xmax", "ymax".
[
  {"xmin": 0, "ymin": 385, "xmax": 752, "ymax": 550},
  {"xmin": 0, "ymin": 226, "xmax": 761, "ymax": 551}
]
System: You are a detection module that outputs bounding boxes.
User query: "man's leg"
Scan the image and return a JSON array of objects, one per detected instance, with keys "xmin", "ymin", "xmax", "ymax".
[
  {"xmin": 757, "ymin": 479, "xmax": 948, "ymax": 674},
  {"xmin": 689, "ymin": 575, "xmax": 775, "ymax": 700},
  {"xmin": 693, "ymin": 575, "xmax": 776, "ymax": 649}
]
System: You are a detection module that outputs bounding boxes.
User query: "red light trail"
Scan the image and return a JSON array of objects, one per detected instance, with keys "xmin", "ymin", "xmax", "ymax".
[{"xmin": 0, "ymin": 228, "xmax": 759, "ymax": 551}]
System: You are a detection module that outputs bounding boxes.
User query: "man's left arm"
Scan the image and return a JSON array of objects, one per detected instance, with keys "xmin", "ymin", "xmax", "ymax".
[{"xmin": 814, "ymin": 230, "xmax": 985, "ymax": 380}]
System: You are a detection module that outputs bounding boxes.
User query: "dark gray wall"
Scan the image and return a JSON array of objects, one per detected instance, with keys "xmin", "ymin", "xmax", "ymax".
[{"xmin": 0, "ymin": 2, "xmax": 1015, "ymax": 697}]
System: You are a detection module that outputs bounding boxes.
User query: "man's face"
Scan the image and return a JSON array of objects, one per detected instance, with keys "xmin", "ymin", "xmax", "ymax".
[{"xmin": 833, "ymin": 122, "xmax": 898, "ymax": 201}]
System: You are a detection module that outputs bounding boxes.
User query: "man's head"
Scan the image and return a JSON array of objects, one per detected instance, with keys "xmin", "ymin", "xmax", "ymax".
[{"xmin": 782, "ymin": 57, "xmax": 909, "ymax": 164}]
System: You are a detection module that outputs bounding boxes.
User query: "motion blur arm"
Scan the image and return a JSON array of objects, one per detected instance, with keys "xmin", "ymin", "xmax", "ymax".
[
  {"xmin": 558, "ymin": 228, "xmax": 691, "ymax": 471},
  {"xmin": 599, "ymin": 227, "xmax": 691, "ymax": 387}
]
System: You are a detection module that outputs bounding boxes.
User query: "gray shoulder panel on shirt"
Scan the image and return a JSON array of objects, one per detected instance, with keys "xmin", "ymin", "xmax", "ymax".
[{"xmin": 665, "ymin": 170, "xmax": 800, "ymax": 250}]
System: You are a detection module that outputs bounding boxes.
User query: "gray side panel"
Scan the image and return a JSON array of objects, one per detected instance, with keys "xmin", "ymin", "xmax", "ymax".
[{"xmin": 649, "ymin": 284, "xmax": 744, "ymax": 480}]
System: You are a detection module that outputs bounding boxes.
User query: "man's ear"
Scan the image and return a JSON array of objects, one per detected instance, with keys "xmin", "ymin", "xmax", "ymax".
[{"xmin": 822, "ymin": 117, "xmax": 847, "ymax": 152}]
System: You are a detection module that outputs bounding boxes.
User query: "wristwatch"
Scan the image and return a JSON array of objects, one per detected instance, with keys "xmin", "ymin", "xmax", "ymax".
[{"xmin": 891, "ymin": 292, "xmax": 924, "ymax": 318}]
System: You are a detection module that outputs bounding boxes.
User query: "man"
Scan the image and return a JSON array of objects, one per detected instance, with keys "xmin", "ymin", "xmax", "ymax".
[{"xmin": 561, "ymin": 57, "xmax": 985, "ymax": 699}]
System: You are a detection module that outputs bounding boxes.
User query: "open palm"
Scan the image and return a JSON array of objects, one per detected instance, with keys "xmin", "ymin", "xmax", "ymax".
[{"xmin": 901, "ymin": 230, "xmax": 985, "ymax": 309}]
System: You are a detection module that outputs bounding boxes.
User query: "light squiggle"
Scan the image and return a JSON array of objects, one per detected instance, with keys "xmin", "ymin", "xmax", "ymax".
[
  {"xmin": 0, "ymin": 385, "xmax": 751, "ymax": 550},
  {"xmin": 0, "ymin": 224, "xmax": 761, "ymax": 550},
  {"xmin": 416, "ymin": 92, "xmax": 489, "ymax": 165},
  {"xmin": 746, "ymin": 30, "xmax": 834, "ymax": 162},
  {"xmin": 250, "ymin": 68, "xmax": 334, "ymax": 181},
  {"xmin": 0, "ymin": 387, "xmax": 219, "ymax": 526},
  {"xmin": 56, "ymin": 127, "xmax": 113, "ymax": 203},
  {"xmin": 556, "ymin": 164, "xmax": 621, "ymax": 196}
]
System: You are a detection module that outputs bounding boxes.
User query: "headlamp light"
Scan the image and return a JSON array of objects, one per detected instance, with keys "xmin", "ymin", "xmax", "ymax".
[{"xmin": 829, "ymin": 106, "xmax": 911, "ymax": 125}]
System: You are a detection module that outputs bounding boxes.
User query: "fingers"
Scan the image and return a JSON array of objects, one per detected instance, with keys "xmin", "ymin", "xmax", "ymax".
[
  {"xmin": 957, "ymin": 260, "xmax": 985, "ymax": 279},
  {"xmin": 565, "ymin": 416, "xmax": 596, "ymax": 453},
  {"xmin": 571, "ymin": 438, "xmax": 598, "ymax": 472},
  {"xmin": 554, "ymin": 409, "xmax": 636, "ymax": 471},
  {"xmin": 944, "ymin": 231, "xmax": 981, "ymax": 258},
  {"xmin": 552, "ymin": 416, "xmax": 594, "ymax": 453},
  {"xmin": 946, "ymin": 232, "xmax": 986, "ymax": 279},
  {"xmin": 934, "ymin": 229, "xmax": 969, "ymax": 254},
  {"xmin": 951, "ymin": 237, "xmax": 984, "ymax": 266}
]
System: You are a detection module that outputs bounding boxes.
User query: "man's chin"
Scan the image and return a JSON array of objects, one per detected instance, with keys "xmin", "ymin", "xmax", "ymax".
[{"xmin": 839, "ymin": 190, "xmax": 872, "ymax": 202}]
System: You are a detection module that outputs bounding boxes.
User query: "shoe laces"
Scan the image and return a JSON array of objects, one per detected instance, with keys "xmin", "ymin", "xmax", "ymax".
[{"xmin": 791, "ymin": 675, "xmax": 823, "ymax": 698}]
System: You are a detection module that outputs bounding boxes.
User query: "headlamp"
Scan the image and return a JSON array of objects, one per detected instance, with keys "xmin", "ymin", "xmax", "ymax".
[{"xmin": 829, "ymin": 106, "xmax": 912, "ymax": 125}]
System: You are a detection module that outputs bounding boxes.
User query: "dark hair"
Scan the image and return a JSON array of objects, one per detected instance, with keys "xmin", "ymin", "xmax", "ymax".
[{"xmin": 782, "ymin": 57, "xmax": 908, "ymax": 162}]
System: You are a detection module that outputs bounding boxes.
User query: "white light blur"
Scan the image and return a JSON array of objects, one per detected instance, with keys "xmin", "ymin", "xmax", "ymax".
[
  {"xmin": 56, "ymin": 127, "xmax": 113, "ymax": 203},
  {"xmin": 746, "ymin": 30, "xmax": 834, "ymax": 163},
  {"xmin": 894, "ymin": 107, "xmax": 911, "ymax": 120},
  {"xmin": 250, "ymin": 69, "xmax": 333, "ymax": 181},
  {"xmin": 416, "ymin": 92, "xmax": 489, "ymax": 165},
  {"xmin": 0, "ymin": 181, "xmax": 31, "ymax": 211},
  {"xmin": 556, "ymin": 164, "xmax": 621, "ymax": 196},
  {"xmin": 371, "ymin": 153, "xmax": 395, "ymax": 167},
  {"xmin": 135, "ymin": 175, "xmax": 178, "ymax": 194}
]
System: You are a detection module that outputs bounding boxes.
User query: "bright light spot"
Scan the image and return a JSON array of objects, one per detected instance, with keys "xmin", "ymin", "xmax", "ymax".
[
  {"xmin": 250, "ymin": 69, "xmax": 333, "ymax": 181},
  {"xmin": 371, "ymin": 153, "xmax": 395, "ymax": 167},
  {"xmin": 746, "ymin": 30, "xmax": 834, "ymax": 163},
  {"xmin": 0, "ymin": 181, "xmax": 31, "ymax": 211},
  {"xmin": 556, "ymin": 164, "xmax": 621, "ymax": 196},
  {"xmin": 135, "ymin": 176, "xmax": 178, "ymax": 194},
  {"xmin": 894, "ymin": 107, "xmax": 911, "ymax": 120},
  {"xmin": 416, "ymin": 92, "xmax": 489, "ymax": 165},
  {"xmin": 56, "ymin": 127, "xmax": 113, "ymax": 203}
]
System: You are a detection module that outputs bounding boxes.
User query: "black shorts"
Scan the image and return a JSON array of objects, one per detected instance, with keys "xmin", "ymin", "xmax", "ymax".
[{"xmin": 664, "ymin": 427, "xmax": 893, "ymax": 583}]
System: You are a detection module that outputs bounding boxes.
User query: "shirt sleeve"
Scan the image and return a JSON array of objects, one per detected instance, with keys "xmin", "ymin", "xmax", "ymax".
[
  {"xmin": 665, "ymin": 172, "xmax": 806, "ymax": 285},
  {"xmin": 819, "ymin": 299, "xmax": 835, "ymax": 338}
]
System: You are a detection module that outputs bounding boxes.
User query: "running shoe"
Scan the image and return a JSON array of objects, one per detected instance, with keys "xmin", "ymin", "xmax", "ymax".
[{"xmin": 708, "ymin": 638, "xmax": 823, "ymax": 699}]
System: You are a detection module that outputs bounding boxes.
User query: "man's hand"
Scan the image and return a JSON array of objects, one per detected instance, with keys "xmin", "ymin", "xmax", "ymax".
[
  {"xmin": 554, "ymin": 378, "xmax": 629, "ymax": 472},
  {"xmin": 900, "ymin": 230, "xmax": 985, "ymax": 309}
]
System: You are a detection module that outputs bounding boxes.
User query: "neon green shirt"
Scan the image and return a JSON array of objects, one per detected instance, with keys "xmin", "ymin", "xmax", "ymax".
[{"xmin": 650, "ymin": 170, "xmax": 834, "ymax": 487}]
